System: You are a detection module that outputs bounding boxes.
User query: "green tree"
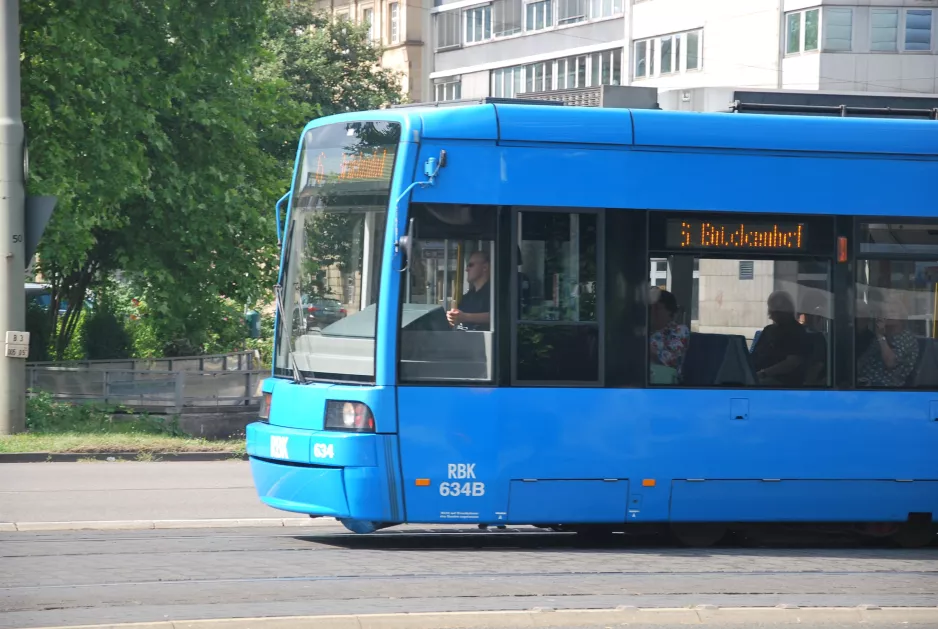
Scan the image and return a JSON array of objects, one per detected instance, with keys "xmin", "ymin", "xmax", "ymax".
[
  {"xmin": 259, "ymin": 1, "xmax": 404, "ymax": 137},
  {"xmin": 22, "ymin": 0, "xmax": 283, "ymax": 358},
  {"xmin": 22, "ymin": 0, "xmax": 404, "ymax": 360}
]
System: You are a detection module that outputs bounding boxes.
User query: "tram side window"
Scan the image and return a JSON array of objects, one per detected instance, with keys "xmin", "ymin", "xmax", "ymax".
[
  {"xmin": 856, "ymin": 223, "xmax": 938, "ymax": 389},
  {"xmin": 515, "ymin": 210, "xmax": 600, "ymax": 384},
  {"xmin": 398, "ymin": 204, "xmax": 497, "ymax": 383},
  {"xmin": 648, "ymin": 255, "xmax": 833, "ymax": 388}
]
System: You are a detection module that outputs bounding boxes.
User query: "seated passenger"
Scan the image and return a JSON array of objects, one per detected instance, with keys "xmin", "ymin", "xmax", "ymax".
[
  {"xmin": 649, "ymin": 288, "xmax": 690, "ymax": 384},
  {"xmin": 446, "ymin": 250, "xmax": 491, "ymax": 332},
  {"xmin": 857, "ymin": 300, "xmax": 918, "ymax": 387},
  {"xmin": 752, "ymin": 291, "xmax": 810, "ymax": 387}
]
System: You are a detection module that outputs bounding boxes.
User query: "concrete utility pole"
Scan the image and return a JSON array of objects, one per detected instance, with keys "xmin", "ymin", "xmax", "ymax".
[{"xmin": 0, "ymin": 0, "xmax": 26, "ymax": 435}]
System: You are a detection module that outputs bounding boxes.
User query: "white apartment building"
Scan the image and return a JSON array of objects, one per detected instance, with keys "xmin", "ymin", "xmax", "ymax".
[{"xmin": 428, "ymin": 0, "xmax": 938, "ymax": 103}]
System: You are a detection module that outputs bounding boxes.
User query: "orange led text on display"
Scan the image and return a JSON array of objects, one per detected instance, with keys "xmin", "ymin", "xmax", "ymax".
[
  {"xmin": 312, "ymin": 150, "xmax": 390, "ymax": 185},
  {"xmin": 674, "ymin": 221, "xmax": 805, "ymax": 250}
]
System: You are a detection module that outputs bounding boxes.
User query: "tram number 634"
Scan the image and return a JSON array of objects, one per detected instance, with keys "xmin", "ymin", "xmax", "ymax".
[{"xmin": 439, "ymin": 481, "xmax": 485, "ymax": 497}]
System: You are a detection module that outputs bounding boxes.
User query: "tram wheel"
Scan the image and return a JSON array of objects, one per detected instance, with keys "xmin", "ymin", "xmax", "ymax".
[
  {"xmin": 670, "ymin": 523, "xmax": 728, "ymax": 548},
  {"xmin": 892, "ymin": 521, "xmax": 937, "ymax": 548}
]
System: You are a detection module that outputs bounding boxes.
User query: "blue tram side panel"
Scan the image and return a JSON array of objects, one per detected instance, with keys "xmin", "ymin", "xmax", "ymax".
[{"xmin": 247, "ymin": 101, "xmax": 938, "ymax": 544}]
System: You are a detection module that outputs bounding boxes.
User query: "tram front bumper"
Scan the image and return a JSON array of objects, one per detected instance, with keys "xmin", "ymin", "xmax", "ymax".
[{"xmin": 245, "ymin": 422, "xmax": 398, "ymax": 521}]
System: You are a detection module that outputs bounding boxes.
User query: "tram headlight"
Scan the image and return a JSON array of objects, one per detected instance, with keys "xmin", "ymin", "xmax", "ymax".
[
  {"xmin": 325, "ymin": 400, "xmax": 375, "ymax": 433},
  {"xmin": 259, "ymin": 392, "xmax": 272, "ymax": 420}
]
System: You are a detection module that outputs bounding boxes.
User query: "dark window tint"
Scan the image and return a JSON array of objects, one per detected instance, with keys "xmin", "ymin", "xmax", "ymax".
[{"xmin": 515, "ymin": 210, "xmax": 600, "ymax": 384}]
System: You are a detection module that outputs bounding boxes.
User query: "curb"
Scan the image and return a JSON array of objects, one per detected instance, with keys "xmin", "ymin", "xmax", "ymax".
[
  {"xmin": 24, "ymin": 607, "xmax": 938, "ymax": 629},
  {"xmin": 0, "ymin": 517, "xmax": 338, "ymax": 532},
  {"xmin": 0, "ymin": 452, "xmax": 246, "ymax": 463}
]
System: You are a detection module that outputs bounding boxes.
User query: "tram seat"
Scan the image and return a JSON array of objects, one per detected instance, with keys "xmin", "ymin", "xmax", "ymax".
[
  {"xmin": 908, "ymin": 337, "xmax": 938, "ymax": 387},
  {"xmin": 681, "ymin": 333, "xmax": 757, "ymax": 387}
]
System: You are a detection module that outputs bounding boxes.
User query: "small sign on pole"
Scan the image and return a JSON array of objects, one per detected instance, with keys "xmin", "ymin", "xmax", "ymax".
[{"xmin": 5, "ymin": 331, "xmax": 30, "ymax": 359}]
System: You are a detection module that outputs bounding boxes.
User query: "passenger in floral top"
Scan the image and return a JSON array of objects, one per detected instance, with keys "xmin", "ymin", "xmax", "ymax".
[
  {"xmin": 649, "ymin": 288, "xmax": 690, "ymax": 382},
  {"xmin": 857, "ymin": 299, "xmax": 919, "ymax": 388}
]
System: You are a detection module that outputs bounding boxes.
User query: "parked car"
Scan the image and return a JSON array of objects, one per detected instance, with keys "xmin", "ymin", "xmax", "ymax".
[
  {"xmin": 302, "ymin": 297, "xmax": 346, "ymax": 330},
  {"xmin": 25, "ymin": 282, "xmax": 94, "ymax": 315}
]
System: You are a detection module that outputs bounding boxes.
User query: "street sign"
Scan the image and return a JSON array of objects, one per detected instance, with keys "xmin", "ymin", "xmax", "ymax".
[
  {"xmin": 5, "ymin": 331, "xmax": 29, "ymax": 344},
  {"xmin": 5, "ymin": 331, "xmax": 30, "ymax": 359},
  {"xmin": 4, "ymin": 345, "xmax": 28, "ymax": 358},
  {"xmin": 25, "ymin": 195, "xmax": 57, "ymax": 267}
]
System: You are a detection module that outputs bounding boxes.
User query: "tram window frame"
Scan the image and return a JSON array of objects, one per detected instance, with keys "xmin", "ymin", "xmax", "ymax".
[
  {"xmin": 396, "ymin": 203, "xmax": 503, "ymax": 386},
  {"xmin": 510, "ymin": 206, "xmax": 605, "ymax": 387},
  {"xmin": 646, "ymin": 211, "xmax": 837, "ymax": 390},
  {"xmin": 853, "ymin": 217, "xmax": 938, "ymax": 391}
]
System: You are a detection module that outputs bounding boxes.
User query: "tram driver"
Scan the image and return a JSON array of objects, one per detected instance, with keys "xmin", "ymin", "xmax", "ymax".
[{"xmin": 446, "ymin": 250, "xmax": 491, "ymax": 332}]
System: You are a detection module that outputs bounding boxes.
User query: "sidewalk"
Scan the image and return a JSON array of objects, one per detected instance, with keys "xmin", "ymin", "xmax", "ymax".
[{"xmin": 0, "ymin": 461, "xmax": 309, "ymax": 527}]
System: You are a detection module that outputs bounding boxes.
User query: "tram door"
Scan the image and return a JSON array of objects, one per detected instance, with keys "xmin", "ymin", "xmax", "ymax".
[{"xmin": 396, "ymin": 204, "xmax": 500, "ymax": 523}]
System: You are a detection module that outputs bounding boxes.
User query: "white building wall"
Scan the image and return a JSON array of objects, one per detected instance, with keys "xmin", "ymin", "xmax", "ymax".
[
  {"xmin": 461, "ymin": 70, "xmax": 492, "ymax": 98},
  {"xmin": 695, "ymin": 260, "xmax": 775, "ymax": 342},
  {"xmin": 631, "ymin": 0, "xmax": 781, "ymax": 90},
  {"xmin": 631, "ymin": 0, "xmax": 937, "ymax": 95},
  {"xmin": 781, "ymin": 1, "xmax": 938, "ymax": 93}
]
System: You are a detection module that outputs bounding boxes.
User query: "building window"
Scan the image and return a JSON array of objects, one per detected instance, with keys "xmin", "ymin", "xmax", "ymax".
[
  {"xmin": 492, "ymin": 65, "xmax": 523, "ymax": 97},
  {"xmin": 524, "ymin": 0, "xmax": 552, "ymax": 32},
  {"xmin": 466, "ymin": 5, "xmax": 492, "ymax": 43},
  {"xmin": 493, "ymin": 48, "xmax": 621, "ymax": 96},
  {"xmin": 435, "ymin": 11, "xmax": 460, "ymax": 49},
  {"xmin": 686, "ymin": 30, "xmax": 700, "ymax": 70},
  {"xmin": 363, "ymin": 8, "xmax": 376, "ymax": 41},
  {"xmin": 634, "ymin": 40, "xmax": 648, "ymax": 78},
  {"xmin": 871, "ymin": 9, "xmax": 899, "ymax": 51},
  {"xmin": 493, "ymin": 0, "xmax": 523, "ymax": 37},
  {"xmin": 591, "ymin": 49, "xmax": 621, "ymax": 86},
  {"xmin": 905, "ymin": 9, "xmax": 933, "ymax": 52},
  {"xmin": 660, "ymin": 35, "xmax": 673, "ymax": 74},
  {"xmin": 871, "ymin": 8, "xmax": 933, "ymax": 52},
  {"xmin": 822, "ymin": 7, "xmax": 852, "ymax": 52},
  {"xmin": 590, "ymin": 0, "xmax": 623, "ymax": 20},
  {"xmin": 634, "ymin": 30, "xmax": 699, "ymax": 79},
  {"xmin": 524, "ymin": 61, "xmax": 553, "ymax": 92},
  {"xmin": 557, "ymin": 55, "xmax": 587, "ymax": 88},
  {"xmin": 557, "ymin": 0, "xmax": 588, "ymax": 25},
  {"xmin": 389, "ymin": 2, "xmax": 400, "ymax": 43},
  {"xmin": 434, "ymin": 79, "xmax": 462, "ymax": 102},
  {"xmin": 786, "ymin": 8, "xmax": 819, "ymax": 54}
]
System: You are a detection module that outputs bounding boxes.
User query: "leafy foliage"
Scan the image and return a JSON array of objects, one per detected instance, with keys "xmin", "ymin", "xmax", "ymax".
[
  {"xmin": 21, "ymin": 0, "xmax": 404, "ymax": 360},
  {"xmin": 25, "ymin": 390, "xmax": 184, "ymax": 436}
]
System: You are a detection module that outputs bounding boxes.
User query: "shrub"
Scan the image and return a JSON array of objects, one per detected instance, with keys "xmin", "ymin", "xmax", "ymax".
[{"xmin": 83, "ymin": 308, "xmax": 133, "ymax": 360}]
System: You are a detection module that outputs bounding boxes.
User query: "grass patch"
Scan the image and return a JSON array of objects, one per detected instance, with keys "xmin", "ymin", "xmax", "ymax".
[
  {"xmin": 0, "ymin": 432, "xmax": 245, "ymax": 454},
  {"xmin": 0, "ymin": 391, "xmax": 248, "ymax": 455}
]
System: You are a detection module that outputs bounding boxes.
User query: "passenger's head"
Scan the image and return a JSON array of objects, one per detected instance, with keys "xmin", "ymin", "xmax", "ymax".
[
  {"xmin": 467, "ymin": 250, "xmax": 490, "ymax": 286},
  {"xmin": 877, "ymin": 298, "xmax": 909, "ymax": 334},
  {"xmin": 767, "ymin": 290, "xmax": 797, "ymax": 324},
  {"xmin": 650, "ymin": 288, "xmax": 679, "ymax": 329}
]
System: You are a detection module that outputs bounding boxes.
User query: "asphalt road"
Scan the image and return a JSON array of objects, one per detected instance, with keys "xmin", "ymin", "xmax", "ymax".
[
  {"xmin": 0, "ymin": 462, "xmax": 276, "ymax": 523},
  {"xmin": 2, "ymin": 524, "xmax": 936, "ymax": 629}
]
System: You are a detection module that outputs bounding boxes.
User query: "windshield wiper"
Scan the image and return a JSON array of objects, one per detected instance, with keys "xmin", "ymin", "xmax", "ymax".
[{"xmin": 273, "ymin": 283, "xmax": 307, "ymax": 384}]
